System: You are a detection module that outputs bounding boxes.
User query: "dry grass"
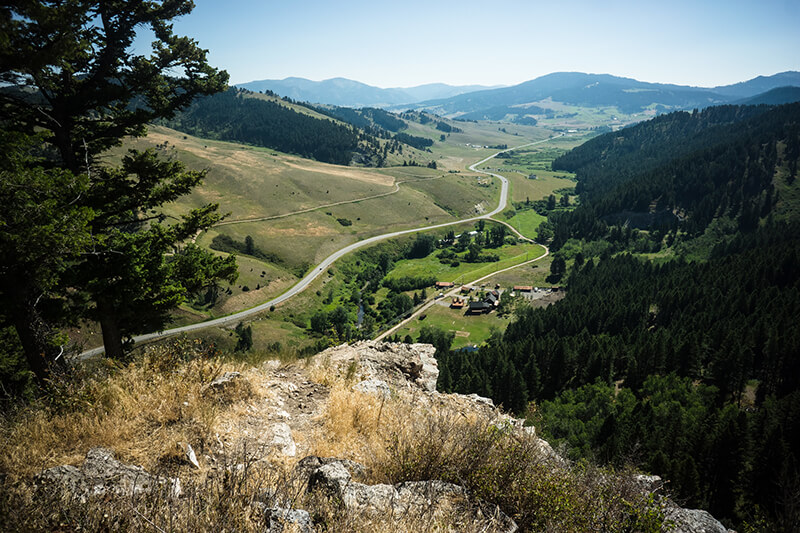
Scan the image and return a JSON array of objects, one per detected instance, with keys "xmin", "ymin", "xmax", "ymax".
[
  {"xmin": 0, "ymin": 344, "xmax": 666, "ymax": 532},
  {"xmin": 306, "ymin": 374, "xmax": 666, "ymax": 532},
  {"xmin": 0, "ymin": 339, "xmax": 253, "ymax": 480},
  {"xmin": 0, "ymin": 446, "xmax": 307, "ymax": 532}
]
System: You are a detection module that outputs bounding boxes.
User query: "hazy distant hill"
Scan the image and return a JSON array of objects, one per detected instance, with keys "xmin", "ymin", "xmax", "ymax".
[
  {"xmin": 711, "ymin": 71, "xmax": 800, "ymax": 98},
  {"xmin": 735, "ymin": 86, "xmax": 800, "ymax": 106},
  {"xmin": 407, "ymin": 71, "xmax": 800, "ymax": 117},
  {"xmin": 236, "ymin": 77, "xmax": 498, "ymax": 107}
]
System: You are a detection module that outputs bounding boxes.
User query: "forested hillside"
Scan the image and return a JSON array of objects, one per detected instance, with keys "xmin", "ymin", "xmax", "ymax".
[
  {"xmin": 437, "ymin": 104, "xmax": 800, "ymax": 531},
  {"xmin": 165, "ymin": 88, "xmax": 376, "ymax": 165},
  {"xmin": 542, "ymin": 103, "xmax": 800, "ymax": 248},
  {"xmin": 308, "ymin": 104, "xmax": 408, "ymax": 133}
]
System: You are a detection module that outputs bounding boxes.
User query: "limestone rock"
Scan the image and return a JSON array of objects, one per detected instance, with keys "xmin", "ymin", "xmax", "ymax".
[
  {"xmin": 353, "ymin": 378, "xmax": 392, "ymax": 398},
  {"xmin": 295, "ymin": 455, "xmax": 366, "ymax": 480},
  {"xmin": 306, "ymin": 458, "xmax": 517, "ymax": 532},
  {"xmin": 207, "ymin": 371, "xmax": 242, "ymax": 390},
  {"xmin": 316, "ymin": 341, "xmax": 438, "ymax": 391},
  {"xmin": 633, "ymin": 474, "xmax": 663, "ymax": 493},
  {"xmin": 34, "ymin": 447, "xmax": 181, "ymax": 502},
  {"xmin": 665, "ymin": 507, "xmax": 735, "ymax": 533},
  {"xmin": 270, "ymin": 422, "xmax": 297, "ymax": 457},
  {"xmin": 262, "ymin": 506, "xmax": 315, "ymax": 533},
  {"xmin": 466, "ymin": 392, "xmax": 495, "ymax": 407},
  {"xmin": 202, "ymin": 371, "xmax": 252, "ymax": 403}
]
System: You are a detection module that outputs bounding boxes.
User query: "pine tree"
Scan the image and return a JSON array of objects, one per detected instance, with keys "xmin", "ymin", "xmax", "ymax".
[
  {"xmin": 0, "ymin": 132, "xmax": 93, "ymax": 380},
  {"xmin": 1, "ymin": 1, "xmax": 236, "ymax": 368},
  {"xmin": 234, "ymin": 322, "xmax": 253, "ymax": 352}
]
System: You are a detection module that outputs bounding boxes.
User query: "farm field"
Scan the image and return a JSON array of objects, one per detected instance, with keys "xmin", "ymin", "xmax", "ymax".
[
  {"xmin": 503, "ymin": 209, "xmax": 547, "ymax": 239},
  {"xmin": 394, "ymin": 303, "xmax": 511, "ymax": 350},
  {"xmin": 487, "ymin": 255, "xmax": 554, "ymax": 288},
  {"xmin": 109, "ymin": 124, "xmax": 546, "ymax": 314},
  {"xmin": 386, "ymin": 241, "xmax": 546, "ymax": 285}
]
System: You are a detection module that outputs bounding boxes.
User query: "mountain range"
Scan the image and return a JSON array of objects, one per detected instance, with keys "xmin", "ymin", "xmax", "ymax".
[
  {"xmin": 408, "ymin": 71, "xmax": 800, "ymax": 117},
  {"xmin": 235, "ymin": 77, "xmax": 501, "ymax": 107},
  {"xmin": 237, "ymin": 71, "xmax": 800, "ymax": 117}
]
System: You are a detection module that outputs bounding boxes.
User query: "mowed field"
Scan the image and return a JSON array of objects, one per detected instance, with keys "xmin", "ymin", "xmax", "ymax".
[
  {"xmin": 386, "ymin": 241, "xmax": 546, "ymax": 284},
  {"xmin": 504, "ymin": 209, "xmax": 547, "ymax": 240},
  {"xmin": 395, "ymin": 303, "xmax": 512, "ymax": 350}
]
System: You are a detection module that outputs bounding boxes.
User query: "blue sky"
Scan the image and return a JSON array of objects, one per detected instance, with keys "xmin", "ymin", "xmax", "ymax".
[{"xmin": 140, "ymin": 0, "xmax": 800, "ymax": 88}]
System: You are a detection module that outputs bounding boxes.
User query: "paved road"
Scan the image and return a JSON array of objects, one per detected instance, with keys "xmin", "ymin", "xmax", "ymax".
[{"xmin": 78, "ymin": 135, "xmax": 560, "ymax": 358}]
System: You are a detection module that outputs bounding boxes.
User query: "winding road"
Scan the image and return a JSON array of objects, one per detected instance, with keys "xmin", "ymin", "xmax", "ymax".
[{"xmin": 78, "ymin": 136, "xmax": 559, "ymax": 359}]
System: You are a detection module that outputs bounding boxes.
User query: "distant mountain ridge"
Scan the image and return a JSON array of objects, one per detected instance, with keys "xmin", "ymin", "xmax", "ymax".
[
  {"xmin": 236, "ymin": 71, "xmax": 800, "ymax": 118},
  {"xmin": 409, "ymin": 71, "xmax": 800, "ymax": 116},
  {"xmin": 735, "ymin": 86, "xmax": 800, "ymax": 106},
  {"xmin": 235, "ymin": 77, "xmax": 500, "ymax": 107},
  {"xmin": 711, "ymin": 71, "xmax": 800, "ymax": 97}
]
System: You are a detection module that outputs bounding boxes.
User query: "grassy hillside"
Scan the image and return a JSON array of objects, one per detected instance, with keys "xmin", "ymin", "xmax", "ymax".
[{"xmin": 102, "ymin": 120, "xmax": 556, "ymax": 326}]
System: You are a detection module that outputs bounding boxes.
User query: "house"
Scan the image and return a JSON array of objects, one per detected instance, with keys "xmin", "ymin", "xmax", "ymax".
[
  {"xmin": 451, "ymin": 296, "xmax": 465, "ymax": 309},
  {"xmin": 468, "ymin": 301, "xmax": 492, "ymax": 314},
  {"xmin": 460, "ymin": 285, "xmax": 473, "ymax": 294},
  {"xmin": 435, "ymin": 281, "xmax": 454, "ymax": 289},
  {"xmin": 486, "ymin": 293, "xmax": 498, "ymax": 307},
  {"xmin": 514, "ymin": 285, "xmax": 532, "ymax": 292}
]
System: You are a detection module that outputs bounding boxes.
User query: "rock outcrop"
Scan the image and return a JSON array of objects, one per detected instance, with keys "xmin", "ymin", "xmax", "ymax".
[
  {"xmin": 305, "ymin": 457, "xmax": 517, "ymax": 532},
  {"xmin": 315, "ymin": 341, "xmax": 438, "ymax": 392},
  {"xmin": 30, "ymin": 341, "xmax": 735, "ymax": 532},
  {"xmin": 34, "ymin": 447, "xmax": 181, "ymax": 502},
  {"xmin": 665, "ymin": 507, "xmax": 736, "ymax": 533},
  {"xmin": 258, "ymin": 505, "xmax": 315, "ymax": 533}
]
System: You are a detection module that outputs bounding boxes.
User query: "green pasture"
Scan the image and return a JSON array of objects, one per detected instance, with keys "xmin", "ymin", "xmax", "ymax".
[
  {"xmin": 504, "ymin": 171, "xmax": 576, "ymax": 205},
  {"xmin": 503, "ymin": 209, "xmax": 547, "ymax": 239},
  {"xmin": 386, "ymin": 241, "xmax": 545, "ymax": 285},
  {"xmin": 395, "ymin": 303, "xmax": 511, "ymax": 350},
  {"xmin": 487, "ymin": 256, "xmax": 554, "ymax": 288}
]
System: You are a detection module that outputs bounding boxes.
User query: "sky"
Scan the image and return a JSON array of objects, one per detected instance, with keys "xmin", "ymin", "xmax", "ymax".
[{"xmin": 137, "ymin": 0, "xmax": 800, "ymax": 89}]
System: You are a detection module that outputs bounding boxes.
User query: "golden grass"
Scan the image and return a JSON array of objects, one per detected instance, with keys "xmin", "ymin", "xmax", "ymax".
[
  {"xmin": 302, "ymin": 371, "xmax": 665, "ymax": 532},
  {"xmin": 0, "ymin": 343, "xmax": 665, "ymax": 532},
  {"xmin": 0, "ymin": 339, "xmax": 253, "ymax": 480}
]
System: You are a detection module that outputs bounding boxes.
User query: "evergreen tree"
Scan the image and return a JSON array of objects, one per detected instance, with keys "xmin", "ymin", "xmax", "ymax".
[
  {"xmin": 549, "ymin": 256, "xmax": 567, "ymax": 280},
  {"xmin": 0, "ymin": 132, "xmax": 93, "ymax": 380},
  {"xmin": 234, "ymin": 322, "xmax": 253, "ymax": 352},
  {"xmin": 1, "ymin": 1, "xmax": 236, "ymax": 367}
]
